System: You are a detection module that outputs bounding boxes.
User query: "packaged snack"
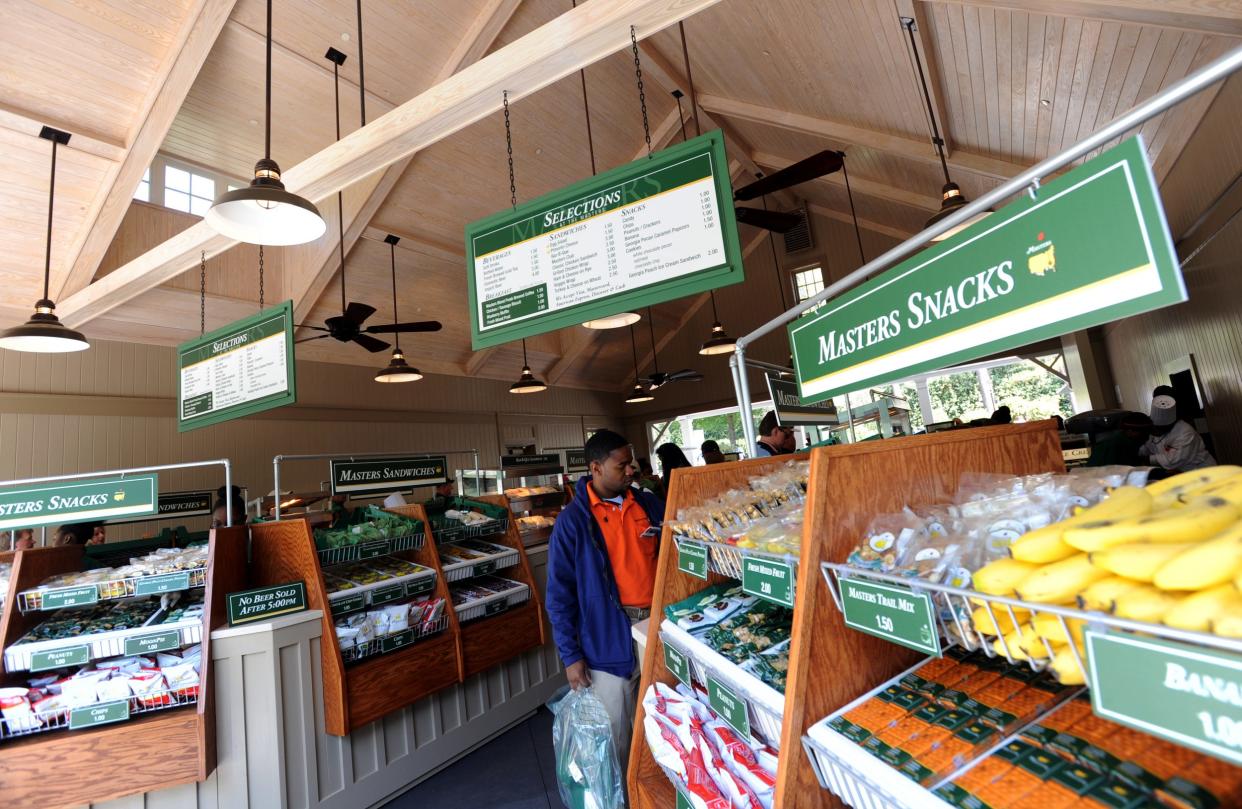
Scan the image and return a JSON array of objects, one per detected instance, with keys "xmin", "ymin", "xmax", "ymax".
[
  {"xmin": 31, "ymin": 692, "xmax": 67, "ymax": 724},
  {"xmin": 163, "ymin": 662, "xmax": 200, "ymax": 698},
  {"xmin": 381, "ymin": 603, "xmax": 410, "ymax": 634},
  {"xmin": 97, "ymin": 676, "xmax": 131, "ymax": 703},
  {"xmin": 128, "ymin": 670, "xmax": 169, "ymax": 707},
  {"xmin": 0, "ymin": 687, "xmax": 38, "ymax": 732}
]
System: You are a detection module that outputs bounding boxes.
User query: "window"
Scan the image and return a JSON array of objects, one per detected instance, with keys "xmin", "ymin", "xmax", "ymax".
[
  {"xmin": 792, "ymin": 266, "xmax": 826, "ymax": 316},
  {"xmin": 164, "ymin": 165, "xmax": 215, "ymax": 216},
  {"xmin": 134, "ymin": 168, "xmax": 150, "ymax": 202}
]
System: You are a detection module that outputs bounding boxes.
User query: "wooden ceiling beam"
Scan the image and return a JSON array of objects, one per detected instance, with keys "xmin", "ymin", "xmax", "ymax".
[
  {"xmin": 0, "ymin": 103, "xmax": 126, "ymax": 162},
  {"xmin": 698, "ymin": 94, "xmax": 1028, "ymax": 180},
  {"xmin": 752, "ymin": 151, "xmax": 941, "ymax": 211},
  {"xmin": 921, "ymin": 0, "xmax": 1242, "ymax": 37},
  {"xmin": 55, "ymin": 0, "xmax": 238, "ymax": 300},
  {"xmin": 806, "ymin": 203, "xmax": 915, "ymax": 241},
  {"xmin": 58, "ymin": 0, "xmax": 725, "ymax": 329},
  {"xmin": 360, "ymin": 226, "xmax": 465, "ymax": 262}
]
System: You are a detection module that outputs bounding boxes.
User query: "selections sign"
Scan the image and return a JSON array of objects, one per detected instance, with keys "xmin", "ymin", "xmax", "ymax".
[
  {"xmin": 677, "ymin": 540, "xmax": 709, "ymax": 580},
  {"xmin": 789, "ymin": 138, "xmax": 1184, "ymax": 402},
  {"xmin": 1086, "ymin": 630, "xmax": 1242, "ymax": 764},
  {"xmin": 839, "ymin": 578, "xmax": 940, "ymax": 656},
  {"xmin": 708, "ymin": 676, "xmax": 751, "ymax": 739},
  {"xmin": 742, "ymin": 557, "xmax": 794, "ymax": 607},
  {"xmin": 330, "ymin": 456, "xmax": 449, "ymax": 496},
  {"xmin": 108, "ymin": 489, "xmax": 214, "ymax": 524},
  {"xmin": 564, "ymin": 449, "xmax": 588, "ymax": 473},
  {"xmin": 227, "ymin": 581, "xmax": 307, "ymax": 626},
  {"xmin": 766, "ymin": 375, "xmax": 839, "ymax": 427},
  {"xmin": 466, "ymin": 131, "xmax": 743, "ymax": 348},
  {"xmin": 178, "ymin": 300, "xmax": 296, "ymax": 432},
  {"xmin": 0, "ymin": 473, "xmax": 158, "ymax": 532}
]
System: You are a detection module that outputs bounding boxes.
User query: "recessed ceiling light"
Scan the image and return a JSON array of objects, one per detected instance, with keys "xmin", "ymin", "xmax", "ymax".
[
  {"xmin": 535, "ymin": 147, "xmax": 543, "ymax": 155},
  {"xmin": 248, "ymin": 119, "xmax": 258, "ymax": 126},
  {"xmin": 1040, "ymin": 98, "xmax": 1051, "ymax": 107},
  {"xmin": 341, "ymin": 32, "xmax": 350, "ymax": 41},
  {"xmin": 762, "ymin": 49, "xmax": 771, "ymax": 57}
]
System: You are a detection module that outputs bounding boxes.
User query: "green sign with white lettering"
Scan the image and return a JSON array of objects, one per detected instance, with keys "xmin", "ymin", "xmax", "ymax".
[
  {"xmin": 124, "ymin": 629, "xmax": 183, "ymax": 657},
  {"xmin": 708, "ymin": 676, "xmax": 751, "ymax": 739},
  {"xmin": 380, "ymin": 629, "xmax": 416, "ymax": 654},
  {"xmin": 676, "ymin": 786, "xmax": 693, "ymax": 809},
  {"xmin": 370, "ymin": 584, "xmax": 405, "ymax": 606},
  {"xmin": 39, "ymin": 585, "xmax": 99, "ymax": 610},
  {"xmin": 466, "ymin": 131, "xmax": 743, "ymax": 349},
  {"xmin": 330, "ymin": 455, "xmax": 448, "ymax": 496},
  {"xmin": 564, "ymin": 449, "xmax": 588, "ymax": 473},
  {"xmin": 69, "ymin": 699, "xmax": 130, "ymax": 730},
  {"xmin": 405, "ymin": 577, "xmax": 435, "ymax": 598},
  {"xmin": 839, "ymin": 578, "xmax": 940, "ymax": 656},
  {"xmin": 664, "ymin": 641, "xmax": 691, "ymax": 687},
  {"xmin": 789, "ymin": 138, "xmax": 1184, "ymax": 403},
  {"xmin": 134, "ymin": 571, "xmax": 190, "ymax": 597},
  {"xmin": 227, "ymin": 581, "xmax": 307, "ymax": 626},
  {"xmin": 742, "ymin": 556, "xmax": 795, "ymax": 607},
  {"xmin": 31, "ymin": 645, "xmax": 90, "ymax": 673},
  {"xmin": 330, "ymin": 592, "xmax": 366, "ymax": 617},
  {"xmin": 1086, "ymin": 630, "xmax": 1242, "ymax": 765},
  {"xmin": 108, "ymin": 489, "xmax": 214, "ymax": 524},
  {"xmin": 677, "ymin": 540, "xmax": 708, "ymax": 580},
  {"xmin": 0, "ymin": 474, "xmax": 158, "ymax": 532},
  {"xmin": 178, "ymin": 300, "xmax": 296, "ymax": 432}
]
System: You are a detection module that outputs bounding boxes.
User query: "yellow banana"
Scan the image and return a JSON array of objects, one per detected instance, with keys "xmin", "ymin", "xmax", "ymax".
[
  {"xmin": 1180, "ymin": 474, "xmax": 1242, "ymax": 508},
  {"xmin": 971, "ymin": 605, "xmax": 1032, "ymax": 636},
  {"xmin": 973, "ymin": 558, "xmax": 1041, "ymax": 595},
  {"xmin": 1050, "ymin": 644, "xmax": 1087, "ymax": 685},
  {"xmin": 1010, "ymin": 524, "xmax": 1078, "ymax": 564},
  {"xmin": 1014, "ymin": 553, "xmax": 1110, "ymax": 604},
  {"xmin": 1081, "ymin": 486, "xmax": 1156, "ymax": 520},
  {"xmin": 1063, "ymin": 498, "xmax": 1239, "ymax": 552},
  {"xmin": 1147, "ymin": 466, "xmax": 1242, "ymax": 506},
  {"xmin": 1078, "ymin": 576, "xmax": 1142, "ymax": 612},
  {"xmin": 1152, "ymin": 522, "xmax": 1242, "ymax": 591},
  {"xmin": 993, "ymin": 624, "xmax": 1041, "ymax": 661},
  {"xmin": 1009, "ymin": 487, "xmax": 1154, "ymax": 564},
  {"xmin": 1113, "ymin": 585, "xmax": 1185, "ymax": 623},
  {"xmin": 1163, "ymin": 584, "xmax": 1242, "ymax": 632},
  {"xmin": 1211, "ymin": 604, "xmax": 1242, "ymax": 638},
  {"xmin": 1032, "ymin": 614, "xmax": 1086, "ymax": 647},
  {"xmin": 1088, "ymin": 541, "xmax": 1198, "ymax": 583}
]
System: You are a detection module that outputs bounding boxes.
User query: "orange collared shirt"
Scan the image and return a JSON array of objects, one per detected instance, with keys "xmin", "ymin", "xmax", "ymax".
[{"xmin": 587, "ymin": 484, "xmax": 658, "ymax": 608}]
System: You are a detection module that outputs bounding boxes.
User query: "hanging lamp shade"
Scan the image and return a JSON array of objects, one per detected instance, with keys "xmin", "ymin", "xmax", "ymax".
[
  {"xmin": 509, "ymin": 339, "xmax": 547, "ymax": 393},
  {"xmin": 925, "ymin": 181, "xmax": 990, "ymax": 242},
  {"xmin": 699, "ymin": 321, "xmax": 736, "ymax": 356},
  {"xmin": 624, "ymin": 383, "xmax": 654, "ymax": 404},
  {"xmin": 582, "ymin": 311, "xmax": 641, "ymax": 329},
  {"xmin": 206, "ymin": 0, "xmax": 324, "ymax": 246},
  {"xmin": 375, "ymin": 348, "xmax": 422, "ymax": 383},
  {"xmin": 0, "ymin": 127, "xmax": 89, "ymax": 354}
]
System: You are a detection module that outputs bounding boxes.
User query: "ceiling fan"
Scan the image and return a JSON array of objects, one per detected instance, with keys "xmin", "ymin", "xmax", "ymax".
[
  {"xmin": 732, "ymin": 150, "xmax": 844, "ymax": 232},
  {"xmin": 638, "ymin": 307, "xmax": 703, "ymax": 390}
]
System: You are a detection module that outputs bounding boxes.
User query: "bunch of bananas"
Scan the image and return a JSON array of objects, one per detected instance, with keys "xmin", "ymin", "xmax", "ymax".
[{"xmin": 968, "ymin": 466, "xmax": 1242, "ymax": 685}]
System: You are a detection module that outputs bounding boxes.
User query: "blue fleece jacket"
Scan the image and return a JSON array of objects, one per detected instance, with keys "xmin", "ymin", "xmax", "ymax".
[{"xmin": 545, "ymin": 476, "xmax": 665, "ymax": 678}]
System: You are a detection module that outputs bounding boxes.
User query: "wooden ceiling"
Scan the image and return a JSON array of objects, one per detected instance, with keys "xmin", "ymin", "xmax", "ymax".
[{"xmin": 3, "ymin": 0, "xmax": 1240, "ymax": 393}]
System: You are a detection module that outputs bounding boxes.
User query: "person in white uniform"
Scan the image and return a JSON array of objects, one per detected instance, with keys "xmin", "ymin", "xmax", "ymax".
[{"xmin": 1141, "ymin": 388, "xmax": 1216, "ymax": 473}]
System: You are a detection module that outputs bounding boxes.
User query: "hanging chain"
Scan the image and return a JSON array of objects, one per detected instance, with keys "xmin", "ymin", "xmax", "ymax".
[
  {"xmin": 503, "ymin": 91, "xmax": 517, "ymax": 209},
  {"xmin": 199, "ymin": 250, "xmax": 206, "ymax": 335},
  {"xmin": 631, "ymin": 26, "xmax": 652, "ymax": 158},
  {"xmin": 258, "ymin": 245, "xmax": 265, "ymax": 309}
]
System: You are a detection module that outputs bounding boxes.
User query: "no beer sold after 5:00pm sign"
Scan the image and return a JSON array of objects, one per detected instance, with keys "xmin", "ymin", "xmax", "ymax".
[{"xmin": 789, "ymin": 137, "xmax": 1186, "ymax": 402}]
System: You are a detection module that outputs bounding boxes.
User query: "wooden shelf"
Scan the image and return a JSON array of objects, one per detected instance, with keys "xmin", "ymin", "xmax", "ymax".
[
  {"xmin": 628, "ymin": 422, "xmax": 1065, "ymax": 809},
  {"xmin": 0, "ymin": 526, "xmax": 247, "ymax": 808}
]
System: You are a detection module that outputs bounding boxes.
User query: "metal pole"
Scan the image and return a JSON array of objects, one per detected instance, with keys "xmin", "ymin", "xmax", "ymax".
[
  {"xmin": 273, "ymin": 455, "xmax": 283, "ymax": 520},
  {"xmin": 224, "ymin": 458, "xmax": 233, "ymax": 528}
]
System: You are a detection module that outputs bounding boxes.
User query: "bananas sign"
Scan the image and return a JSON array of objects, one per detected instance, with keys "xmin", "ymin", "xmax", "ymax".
[{"xmin": 789, "ymin": 136, "xmax": 1185, "ymax": 403}]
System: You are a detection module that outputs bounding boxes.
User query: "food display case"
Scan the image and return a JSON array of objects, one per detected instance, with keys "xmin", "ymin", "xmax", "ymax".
[{"xmin": 499, "ymin": 454, "xmax": 569, "ymax": 548}]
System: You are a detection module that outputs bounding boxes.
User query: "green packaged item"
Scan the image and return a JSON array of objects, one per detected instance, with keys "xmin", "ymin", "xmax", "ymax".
[
  {"xmin": 1086, "ymin": 780, "xmax": 1149, "ymax": 809},
  {"xmin": 1052, "ymin": 763, "xmax": 1106, "ymax": 796}
]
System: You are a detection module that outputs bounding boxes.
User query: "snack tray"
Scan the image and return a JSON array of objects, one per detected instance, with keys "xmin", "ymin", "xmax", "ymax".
[
  {"xmin": 0, "ymin": 685, "xmax": 198, "ymax": 741},
  {"xmin": 454, "ymin": 581, "xmax": 530, "ymax": 623},
  {"xmin": 4, "ymin": 615, "xmax": 202, "ymax": 672},
  {"xmin": 340, "ymin": 613, "xmax": 450, "ymax": 664},
  {"xmin": 434, "ymin": 513, "xmax": 509, "ymax": 543},
  {"xmin": 802, "ymin": 717, "xmax": 956, "ymax": 809},
  {"xmin": 315, "ymin": 530, "xmax": 425, "ymax": 567},
  {"xmin": 439, "ymin": 544, "xmax": 520, "ymax": 583},
  {"xmin": 673, "ymin": 535, "xmax": 799, "ymax": 601},
  {"xmin": 17, "ymin": 565, "xmax": 207, "ymax": 613},
  {"xmin": 819, "ymin": 561, "xmax": 1242, "ymax": 673},
  {"xmin": 660, "ymin": 620, "xmax": 785, "ymax": 749},
  {"xmin": 325, "ymin": 567, "xmax": 437, "ymax": 613}
]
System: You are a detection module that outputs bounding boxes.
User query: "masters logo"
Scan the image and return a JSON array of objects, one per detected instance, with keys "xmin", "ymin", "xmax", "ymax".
[{"xmin": 1026, "ymin": 231, "xmax": 1056, "ymax": 276}]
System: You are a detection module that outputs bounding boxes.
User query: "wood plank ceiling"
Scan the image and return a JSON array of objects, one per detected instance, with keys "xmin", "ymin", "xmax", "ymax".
[{"xmin": 3, "ymin": 0, "xmax": 1239, "ymax": 393}]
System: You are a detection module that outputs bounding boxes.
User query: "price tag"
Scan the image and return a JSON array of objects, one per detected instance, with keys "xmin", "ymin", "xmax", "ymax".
[
  {"xmin": 405, "ymin": 576, "xmax": 435, "ymax": 598},
  {"xmin": 1086, "ymin": 630, "xmax": 1242, "ymax": 764},
  {"xmin": 473, "ymin": 560, "xmax": 497, "ymax": 577},
  {"xmin": 370, "ymin": 584, "xmax": 405, "ymax": 606},
  {"xmin": 360, "ymin": 541, "xmax": 390, "ymax": 559},
  {"xmin": 485, "ymin": 598, "xmax": 508, "ymax": 617},
  {"xmin": 839, "ymin": 577, "xmax": 940, "ymax": 656},
  {"xmin": 664, "ymin": 642, "xmax": 691, "ymax": 686},
  {"xmin": 40, "ymin": 585, "xmax": 99, "ymax": 610},
  {"xmin": 379, "ymin": 629, "xmax": 416, "ymax": 654},
  {"xmin": 330, "ymin": 593, "xmax": 366, "ymax": 617},
  {"xmin": 134, "ymin": 571, "xmax": 190, "ymax": 596},
  {"xmin": 742, "ymin": 557, "xmax": 794, "ymax": 607},
  {"xmin": 124, "ymin": 629, "xmax": 182, "ymax": 657},
  {"xmin": 675, "ymin": 786, "xmax": 693, "ymax": 809},
  {"xmin": 708, "ymin": 676, "xmax": 751, "ymax": 739},
  {"xmin": 31, "ymin": 645, "xmax": 90, "ymax": 673},
  {"xmin": 677, "ymin": 540, "xmax": 708, "ymax": 580},
  {"xmin": 69, "ymin": 699, "xmax": 130, "ymax": 730}
]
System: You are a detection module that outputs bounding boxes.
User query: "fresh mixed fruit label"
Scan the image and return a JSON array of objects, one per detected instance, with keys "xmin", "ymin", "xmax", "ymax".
[
  {"xmin": 742, "ymin": 557, "xmax": 794, "ymax": 607},
  {"xmin": 840, "ymin": 577, "xmax": 941, "ymax": 656},
  {"xmin": 1086, "ymin": 629, "xmax": 1242, "ymax": 765}
]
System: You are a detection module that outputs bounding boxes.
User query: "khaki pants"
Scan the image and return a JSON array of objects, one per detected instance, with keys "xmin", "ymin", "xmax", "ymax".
[{"xmin": 588, "ymin": 664, "xmax": 640, "ymax": 782}]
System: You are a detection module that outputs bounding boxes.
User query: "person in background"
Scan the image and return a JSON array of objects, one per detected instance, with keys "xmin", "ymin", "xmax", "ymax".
[
  {"xmin": 701, "ymin": 440, "xmax": 726, "ymax": 465},
  {"xmin": 1053, "ymin": 415, "xmax": 1066, "ymax": 432},
  {"xmin": 755, "ymin": 411, "xmax": 794, "ymax": 457},
  {"xmin": 546, "ymin": 429, "xmax": 664, "ymax": 781},
  {"xmin": 55, "ymin": 521, "xmax": 103, "ymax": 546},
  {"xmin": 991, "ymin": 406, "xmax": 1013, "ymax": 424},
  {"xmin": 1087, "ymin": 413, "xmax": 1152, "ymax": 468},
  {"xmin": 634, "ymin": 458, "xmax": 663, "ymax": 499},
  {"xmin": 11, "ymin": 528, "xmax": 34, "ymax": 550},
  {"xmin": 434, "ymin": 480, "xmax": 455, "ymax": 500},
  {"xmin": 1142, "ymin": 385, "xmax": 1215, "ymax": 475},
  {"xmin": 211, "ymin": 485, "xmax": 248, "ymax": 529},
  {"xmin": 655, "ymin": 443, "xmax": 692, "ymax": 494}
]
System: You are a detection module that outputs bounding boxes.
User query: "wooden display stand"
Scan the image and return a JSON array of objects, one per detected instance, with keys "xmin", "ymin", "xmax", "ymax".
[
  {"xmin": 0, "ymin": 526, "xmax": 247, "ymax": 808},
  {"xmin": 628, "ymin": 422, "xmax": 1063, "ymax": 809}
]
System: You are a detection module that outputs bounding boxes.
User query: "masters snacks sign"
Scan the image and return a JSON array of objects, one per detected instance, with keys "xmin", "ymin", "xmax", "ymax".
[{"xmin": 789, "ymin": 137, "xmax": 1185, "ymax": 402}]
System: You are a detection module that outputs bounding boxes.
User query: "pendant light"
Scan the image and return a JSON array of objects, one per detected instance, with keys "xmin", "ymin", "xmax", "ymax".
[
  {"xmin": 583, "ymin": 312, "xmax": 641, "ymax": 330},
  {"xmin": 0, "ymin": 127, "xmax": 89, "ymax": 353},
  {"xmin": 206, "ymin": 0, "xmax": 325, "ymax": 246},
  {"xmin": 374, "ymin": 236, "xmax": 423, "ymax": 383},
  {"xmin": 699, "ymin": 291, "xmax": 736, "ymax": 355},
  {"xmin": 903, "ymin": 17, "xmax": 989, "ymax": 242},
  {"xmin": 509, "ymin": 339, "xmax": 547, "ymax": 394},
  {"xmin": 624, "ymin": 324, "xmax": 654, "ymax": 404}
]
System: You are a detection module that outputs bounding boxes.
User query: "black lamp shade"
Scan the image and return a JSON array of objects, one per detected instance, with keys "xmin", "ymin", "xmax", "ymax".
[
  {"xmin": 0, "ymin": 301, "xmax": 88, "ymax": 353},
  {"xmin": 624, "ymin": 383, "xmax": 654, "ymax": 404},
  {"xmin": 926, "ymin": 182, "xmax": 990, "ymax": 242},
  {"xmin": 699, "ymin": 321, "xmax": 736, "ymax": 356},
  {"xmin": 375, "ymin": 349, "xmax": 422, "ymax": 383},
  {"xmin": 207, "ymin": 161, "xmax": 325, "ymax": 246},
  {"xmin": 510, "ymin": 366, "xmax": 547, "ymax": 394}
]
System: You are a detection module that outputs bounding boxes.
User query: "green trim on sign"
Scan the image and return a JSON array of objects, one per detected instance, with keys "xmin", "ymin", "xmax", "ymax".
[
  {"xmin": 465, "ymin": 131, "xmax": 744, "ymax": 349},
  {"xmin": 0, "ymin": 474, "xmax": 158, "ymax": 533},
  {"xmin": 839, "ymin": 577, "xmax": 941, "ymax": 656},
  {"xmin": 330, "ymin": 456, "xmax": 449, "ymax": 496},
  {"xmin": 677, "ymin": 540, "xmax": 708, "ymax": 580},
  {"xmin": 664, "ymin": 641, "xmax": 690, "ymax": 686},
  {"xmin": 227, "ymin": 581, "xmax": 307, "ymax": 626}
]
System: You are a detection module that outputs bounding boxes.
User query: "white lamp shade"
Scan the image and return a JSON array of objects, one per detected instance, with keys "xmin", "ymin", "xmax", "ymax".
[
  {"xmin": 206, "ymin": 187, "xmax": 326, "ymax": 246},
  {"xmin": 582, "ymin": 312, "xmax": 641, "ymax": 330}
]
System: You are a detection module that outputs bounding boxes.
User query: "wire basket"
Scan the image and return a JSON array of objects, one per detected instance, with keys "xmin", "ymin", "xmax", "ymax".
[
  {"xmin": 438, "ymin": 545, "xmax": 520, "ymax": 583},
  {"xmin": 4, "ymin": 617, "xmax": 203, "ymax": 672},
  {"xmin": 17, "ymin": 565, "xmax": 208, "ymax": 613},
  {"xmin": 0, "ymin": 686, "xmax": 199, "ymax": 741},
  {"xmin": 314, "ymin": 530, "xmax": 425, "ymax": 567},
  {"xmin": 339, "ymin": 613, "xmax": 450, "ymax": 664},
  {"xmin": 672, "ymin": 535, "xmax": 799, "ymax": 608},
  {"xmin": 802, "ymin": 723, "xmax": 955, "ymax": 809},
  {"xmin": 454, "ymin": 583, "xmax": 531, "ymax": 623}
]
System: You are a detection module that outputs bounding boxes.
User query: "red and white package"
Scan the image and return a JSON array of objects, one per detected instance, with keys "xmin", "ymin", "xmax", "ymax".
[
  {"xmin": 753, "ymin": 745, "xmax": 779, "ymax": 778},
  {"xmin": 681, "ymin": 744, "xmax": 732, "ymax": 809},
  {"xmin": 701, "ymin": 720, "xmax": 776, "ymax": 802}
]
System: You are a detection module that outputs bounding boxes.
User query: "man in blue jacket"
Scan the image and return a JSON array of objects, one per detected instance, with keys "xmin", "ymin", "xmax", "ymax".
[{"xmin": 546, "ymin": 429, "xmax": 665, "ymax": 777}]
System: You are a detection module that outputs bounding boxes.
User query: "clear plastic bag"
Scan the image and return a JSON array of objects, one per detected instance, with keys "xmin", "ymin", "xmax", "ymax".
[{"xmin": 550, "ymin": 686, "xmax": 626, "ymax": 809}]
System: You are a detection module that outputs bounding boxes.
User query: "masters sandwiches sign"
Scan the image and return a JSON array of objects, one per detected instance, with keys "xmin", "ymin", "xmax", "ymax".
[
  {"xmin": 789, "ymin": 137, "xmax": 1185, "ymax": 402},
  {"xmin": 330, "ymin": 456, "xmax": 448, "ymax": 496}
]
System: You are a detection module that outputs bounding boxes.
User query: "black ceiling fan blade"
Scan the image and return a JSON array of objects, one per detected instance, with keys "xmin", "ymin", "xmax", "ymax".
[
  {"xmin": 351, "ymin": 333, "xmax": 391, "ymax": 353},
  {"xmin": 365, "ymin": 320, "xmax": 443, "ymax": 334},
  {"xmin": 734, "ymin": 150, "xmax": 843, "ymax": 200},
  {"xmin": 665, "ymin": 369, "xmax": 703, "ymax": 382},
  {"xmin": 295, "ymin": 334, "xmax": 331, "ymax": 344},
  {"xmin": 343, "ymin": 301, "xmax": 377, "ymax": 326},
  {"xmin": 295, "ymin": 324, "xmax": 331, "ymax": 332},
  {"xmin": 734, "ymin": 206, "xmax": 801, "ymax": 232}
]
